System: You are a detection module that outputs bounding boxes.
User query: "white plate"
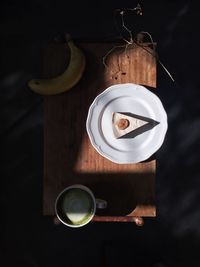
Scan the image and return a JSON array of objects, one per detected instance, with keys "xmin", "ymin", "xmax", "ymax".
[{"xmin": 86, "ymin": 83, "xmax": 168, "ymax": 164}]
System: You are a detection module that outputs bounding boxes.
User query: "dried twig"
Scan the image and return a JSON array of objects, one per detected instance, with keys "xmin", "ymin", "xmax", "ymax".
[
  {"xmin": 102, "ymin": 44, "xmax": 127, "ymax": 69},
  {"xmin": 102, "ymin": 7, "xmax": 136, "ymax": 68},
  {"xmin": 120, "ymin": 10, "xmax": 133, "ymax": 44},
  {"xmin": 103, "ymin": 4, "xmax": 175, "ymax": 82},
  {"xmin": 134, "ymin": 32, "xmax": 175, "ymax": 82}
]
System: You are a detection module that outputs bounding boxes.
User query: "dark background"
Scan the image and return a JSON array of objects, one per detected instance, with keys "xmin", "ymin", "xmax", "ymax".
[{"xmin": 1, "ymin": 0, "xmax": 200, "ymax": 266}]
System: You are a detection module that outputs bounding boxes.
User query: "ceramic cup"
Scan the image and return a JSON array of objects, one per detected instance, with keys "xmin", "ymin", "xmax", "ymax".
[{"xmin": 55, "ymin": 184, "xmax": 107, "ymax": 228}]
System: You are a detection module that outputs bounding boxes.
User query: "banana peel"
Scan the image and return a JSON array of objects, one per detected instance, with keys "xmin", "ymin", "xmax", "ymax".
[{"xmin": 28, "ymin": 39, "xmax": 86, "ymax": 95}]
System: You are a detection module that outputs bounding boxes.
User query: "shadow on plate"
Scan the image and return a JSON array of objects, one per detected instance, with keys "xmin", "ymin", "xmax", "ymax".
[{"xmin": 117, "ymin": 112, "xmax": 160, "ymax": 139}]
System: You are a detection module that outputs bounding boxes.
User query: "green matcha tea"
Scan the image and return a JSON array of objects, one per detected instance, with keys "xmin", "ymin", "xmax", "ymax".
[{"xmin": 61, "ymin": 188, "xmax": 94, "ymax": 225}]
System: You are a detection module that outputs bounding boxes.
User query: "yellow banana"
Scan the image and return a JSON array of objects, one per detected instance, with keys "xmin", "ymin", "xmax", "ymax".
[{"xmin": 28, "ymin": 39, "xmax": 86, "ymax": 95}]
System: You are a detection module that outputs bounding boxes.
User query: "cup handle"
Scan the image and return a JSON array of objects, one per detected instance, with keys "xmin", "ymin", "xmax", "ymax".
[{"xmin": 95, "ymin": 198, "xmax": 107, "ymax": 209}]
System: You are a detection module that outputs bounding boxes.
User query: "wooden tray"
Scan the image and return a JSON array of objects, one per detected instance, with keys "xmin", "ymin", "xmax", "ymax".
[{"xmin": 43, "ymin": 40, "xmax": 157, "ymax": 222}]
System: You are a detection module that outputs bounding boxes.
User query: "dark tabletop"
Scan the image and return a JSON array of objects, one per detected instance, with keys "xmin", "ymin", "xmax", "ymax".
[{"xmin": 1, "ymin": 1, "xmax": 200, "ymax": 266}]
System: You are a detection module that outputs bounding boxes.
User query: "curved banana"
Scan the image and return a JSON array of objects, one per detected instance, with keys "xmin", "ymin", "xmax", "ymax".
[{"xmin": 28, "ymin": 39, "xmax": 86, "ymax": 95}]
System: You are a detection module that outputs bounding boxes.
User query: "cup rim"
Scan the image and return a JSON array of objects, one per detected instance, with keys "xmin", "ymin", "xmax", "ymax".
[{"xmin": 55, "ymin": 184, "xmax": 96, "ymax": 228}]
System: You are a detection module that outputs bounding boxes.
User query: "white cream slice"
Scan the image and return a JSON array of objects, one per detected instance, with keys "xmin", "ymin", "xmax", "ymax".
[{"xmin": 112, "ymin": 112, "xmax": 148, "ymax": 138}]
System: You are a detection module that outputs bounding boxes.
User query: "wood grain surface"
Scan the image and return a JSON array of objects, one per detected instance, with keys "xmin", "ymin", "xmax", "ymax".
[{"xmin": 43, "ymin": 40, "xmax": 157, "ymax": 220}]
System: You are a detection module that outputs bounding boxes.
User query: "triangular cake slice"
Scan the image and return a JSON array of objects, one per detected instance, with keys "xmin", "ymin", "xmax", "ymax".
[{"xmin": 112, "ymin": 112, "xmax": 149, "ymax": 138}]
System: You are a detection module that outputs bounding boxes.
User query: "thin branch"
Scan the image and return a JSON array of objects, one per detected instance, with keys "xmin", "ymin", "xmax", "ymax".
[
  {"xmin": 120, "ymin": 10, "xmax": 133, "ymax": 43},
  {"xmin": 158, "ymin": 60, "xmax": 175, "ymax": 82},
  {"xmin": 102, "ymin": 7, "xmax": 136, "ymax": 66},
  {"xmin": 102, "ymin": 44, "xmax": 127, "ymax": 68}
]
